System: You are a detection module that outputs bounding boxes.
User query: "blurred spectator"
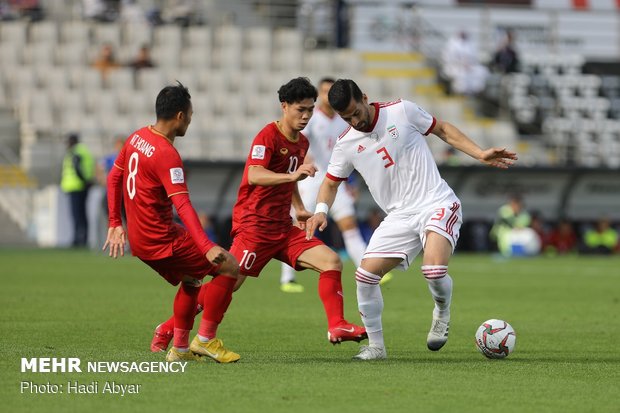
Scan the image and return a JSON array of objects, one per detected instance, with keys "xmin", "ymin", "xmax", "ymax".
[
  {"xmin": 580, "ymin": 218, "xmax": 618, "ymax": 255},
  {"xmin": 492, "ymin": 29, "xmax": 519, "ymax": 74},
  {"xmin": 490, "ymin": 194, "xmax": 540, "ymax": 256},
  {"xmin": 92, "ymin": 43, "xmax": 120, "ymax": 81},
  {"xmin": 129, "ymin": 44, "xmax": 155, "ymax": 71},
  {"xmin": 441, "ymin": 31, "xmax": 489, "ymax": 95},
  {"xmin": 547, "ymin": 218, "xmax": 577, "ymax": 255},
  {"xmin": 61, "ymin": 134, "xmax": 95, "ymax": 247}
]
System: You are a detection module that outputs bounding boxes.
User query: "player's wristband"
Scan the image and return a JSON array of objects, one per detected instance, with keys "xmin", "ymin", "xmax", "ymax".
[{"xmin": 315, "ymin": 202, "xmax": 329, "ymax": 215}]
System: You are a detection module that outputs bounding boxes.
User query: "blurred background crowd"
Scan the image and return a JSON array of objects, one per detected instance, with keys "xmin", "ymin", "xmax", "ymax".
[{"xmin": 0, "ymin": 0, "xmax": 618, "ymax": 256}]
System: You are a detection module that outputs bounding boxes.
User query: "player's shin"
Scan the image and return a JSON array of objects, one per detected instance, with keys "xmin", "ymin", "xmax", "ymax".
[
  {"xmin": 154, "ymin": 283, "xmax": 206, "ymax": 338},
  {"xmin": 422, "ymin": 265, "xmax": 452, "ymax": 319},
  {"xmin": 355, "ymin": 268, "xmax": 384, "ymax": 348},
  {"xmin": 318, "ymin": 270, "xmax": 346, "ymax": 327},
  {"xmin": 173, "ymin": 280, "xmax": 201, "ymax": 350},
  {"xmin": 198, "ymin": 275, "xmax": 235, "ymax": 341}
]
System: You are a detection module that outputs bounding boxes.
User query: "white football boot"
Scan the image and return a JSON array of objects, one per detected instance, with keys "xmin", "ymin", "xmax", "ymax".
[
  {"xmin": 426, "ymin": 318, "xmax": 450, "ymax": 351},
  {"xmin": 352, "ymin": 345, "xmax": 387, "ymax": 360}
]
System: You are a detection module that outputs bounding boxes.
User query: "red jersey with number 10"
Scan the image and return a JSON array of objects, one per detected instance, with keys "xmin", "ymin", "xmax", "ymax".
[
  {"xmin": 232, "ymin": 122, "xmax": 309, "ymax": 240},
  {"xmin": 114, "ymin": 126, "xmax": 189, "ymax": 259}
]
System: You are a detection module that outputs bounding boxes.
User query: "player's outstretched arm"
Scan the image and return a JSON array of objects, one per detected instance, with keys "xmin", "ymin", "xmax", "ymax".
[
  {"xmin": 248, "ymin": 164, "xmax": 317, "ymax": 186},
  {"xmin": 171, "ymin": 192, "xmax": 217, "ymax": 256},
  {"xmin": 104, "ymin": 163, "xmax": 126, "ymax": 258},
  {"xmin": 478, "ymin": 147, "xmax": 518, "ymax": 169},
  {"xmin": 103, "ymin": 226, "xmax": 126, "ymax": 258},
  {"xmin": 430, "ymin": 120, "xmax": 518, "ymax": 168}
]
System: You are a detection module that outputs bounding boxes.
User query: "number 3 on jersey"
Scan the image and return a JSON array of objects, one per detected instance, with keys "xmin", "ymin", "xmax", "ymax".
[
  {"xmin": 126, "ymin": 152, "xmax": 139, "ymax": 199},
  {"xmin": 376, "ymin": 147, "xmax": 395, "ymax": 168}
]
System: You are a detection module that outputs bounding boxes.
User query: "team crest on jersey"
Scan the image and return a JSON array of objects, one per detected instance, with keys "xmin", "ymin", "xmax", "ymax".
[
  {"xmin": 357, "ymin": 145, "xmax": 366, "ymax": 153},
  {"xmin": 251, "ymin": 144, "xmax": 266, "ymax": 160},
  {"xmin": 169, "ymin": 167, "xmax": 184, "ymax": 184},
  {"xmin": 369, "ymin": 132, "xmax": 380, "ymax": 142},
  {"xmin": 387, "ymin": 124, "xmax": 399, "ymax": 140},
  {"xmin": 280, "ymin": 148, "xmax": 289, "ymax": 155}
]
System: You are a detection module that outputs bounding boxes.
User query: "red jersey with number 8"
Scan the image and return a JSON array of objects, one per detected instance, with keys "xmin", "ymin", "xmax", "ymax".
[
  {"xmin": 113, "ymin": 126, "xmax": 189, "ymax": 259},
  {"xmin": 232, "ymin": 122, "xmax": 309, "ymax": 240}
]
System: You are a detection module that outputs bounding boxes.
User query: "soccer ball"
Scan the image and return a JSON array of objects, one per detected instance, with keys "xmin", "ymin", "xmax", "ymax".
[{"xmin": 475, "ymin": 319, "xmax": 516, "ymax": 359}]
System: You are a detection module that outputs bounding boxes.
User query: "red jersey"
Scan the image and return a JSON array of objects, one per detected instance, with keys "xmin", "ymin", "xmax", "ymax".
[
  {"xmin": 232, "ymin": 122, "xmax": 309, "ymax": 240},
  {"xmin": 113, "ymin": 126, "xmax": 193, "ymax": 259}
]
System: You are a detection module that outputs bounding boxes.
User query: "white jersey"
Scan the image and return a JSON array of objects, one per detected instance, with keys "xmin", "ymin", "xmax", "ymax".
[{"xmin": 326, "ymin": 99, "xmax": 458, "ymax": 215}]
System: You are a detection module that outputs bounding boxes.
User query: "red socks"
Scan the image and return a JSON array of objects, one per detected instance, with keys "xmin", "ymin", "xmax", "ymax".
[
  {"xmin": 318, "ymin": 270, "xmax": 346, "ymax": 328},
  {"xmin": 158, "ymin": 280, "xmax": 208, "ymax": 334},
  {"xmin": 198, "ymin": 275, "xmax": 235, "ymax": 340},
  {"xmin": 172, "ymin": 282, "xmax": 200, "ymax": 349}
]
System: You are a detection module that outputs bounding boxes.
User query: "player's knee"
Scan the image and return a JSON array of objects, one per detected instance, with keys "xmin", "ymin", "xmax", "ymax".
[{"xmin": 323, "ymin": 249, "xmax": 343, "ymax": 272}]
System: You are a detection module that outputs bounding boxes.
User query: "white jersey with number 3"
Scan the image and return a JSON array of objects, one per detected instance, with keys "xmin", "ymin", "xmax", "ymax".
[{"xmin": 326, "ymin": 99, "xmax": 458, "ymax": 215}]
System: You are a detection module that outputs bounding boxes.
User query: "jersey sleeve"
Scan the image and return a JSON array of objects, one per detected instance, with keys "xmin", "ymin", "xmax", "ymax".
[
  {"xmin": 107, "ymin": 143, "xmax": 127, "ymax": 227},
  {"xmin": 402, "ymin": 99, "xmax": 436, "ymax": 136},
  {"xmin": 246, "ymin": 128, "xmax": 274, "ymax": 168},
  {"xmin": 326, "ymin": 140, "xmax": 353, "ymax": 181},
  {"xmin": 155, "ymin": 148, "xmax": 189, "ymax": 197},
  {"xmin": 172, "ymin": 192, "xmax": 215, "ymax": 255}
]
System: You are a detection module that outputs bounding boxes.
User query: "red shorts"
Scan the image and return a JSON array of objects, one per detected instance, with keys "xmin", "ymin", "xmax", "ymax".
[
  {"xmin": 229, "ymin": 226, "xmax": 324, "ymax": 277},
  {"xmin": 140, "ymin": 230, "xmax": 219, "ymax": 286}
]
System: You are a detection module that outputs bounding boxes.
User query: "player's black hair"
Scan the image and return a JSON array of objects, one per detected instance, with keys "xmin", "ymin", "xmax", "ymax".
[
  {"xmin": 328, "ymin": 79, "xmax": 364, "ymax": 112},
  {"xmin": 155, "ymin": 81, "xmax": 191, "ymax": 120},
  {"xmin": 277, "ymin": 77, "xmax": 318, "ymax": 104}
]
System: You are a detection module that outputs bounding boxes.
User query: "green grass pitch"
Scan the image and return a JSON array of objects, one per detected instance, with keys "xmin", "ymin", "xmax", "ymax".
[{"xmin": 1, "ymin": 249, "xmax": 618, "ymax": 413}]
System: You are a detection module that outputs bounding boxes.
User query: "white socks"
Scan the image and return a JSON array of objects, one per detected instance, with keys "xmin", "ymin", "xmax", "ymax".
[
  {"xmin": 355, "ymin": 267, "xmax": 384, "ymax": 348},
  {"xmin": 280, "ymin": 263, "xmax": 296, "ymax": 284},
  {"xmin": 421, "ymin": 265, "xmax": 452, "ymax": 320},
  {"xmin": 342, "ymin": 228, "xmax": 367, "ymax": 267}
]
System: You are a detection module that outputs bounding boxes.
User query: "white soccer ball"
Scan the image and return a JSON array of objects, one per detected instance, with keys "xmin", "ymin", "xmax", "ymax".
[{"xmin": 475, "ymin": 319, "xmax": 516, "ymax": 359}]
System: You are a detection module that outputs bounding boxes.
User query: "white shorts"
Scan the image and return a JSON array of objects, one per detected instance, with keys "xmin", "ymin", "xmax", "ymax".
[
  {"xmin": 298, "ymin": 175, "xmax": 356, "ymax": 222},
  {"xmin": 364, "ymin": 199, "xmax": 462, "ymax": 270}
]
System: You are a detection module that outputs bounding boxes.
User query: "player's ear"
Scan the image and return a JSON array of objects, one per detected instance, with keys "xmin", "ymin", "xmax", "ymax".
[
  {"xmin": 280, "ymin": 101, "xmax": 287, "ymax": 113},
  {"xmin": 176, "ymin": 111, "xmax": 185, "ymax": 121},
  {"xmin": 362, "ymin": 93, "xmax": 368, "ymax": 104}
]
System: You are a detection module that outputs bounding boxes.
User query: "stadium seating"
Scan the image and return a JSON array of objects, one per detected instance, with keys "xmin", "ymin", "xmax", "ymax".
[
  {"xmin": 0, "ymin": 17, "xmax": 518, "ymax": 171},
  {"xmin": 500, "ymin": 52, "xmax": 620, "ymax": 167}
]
